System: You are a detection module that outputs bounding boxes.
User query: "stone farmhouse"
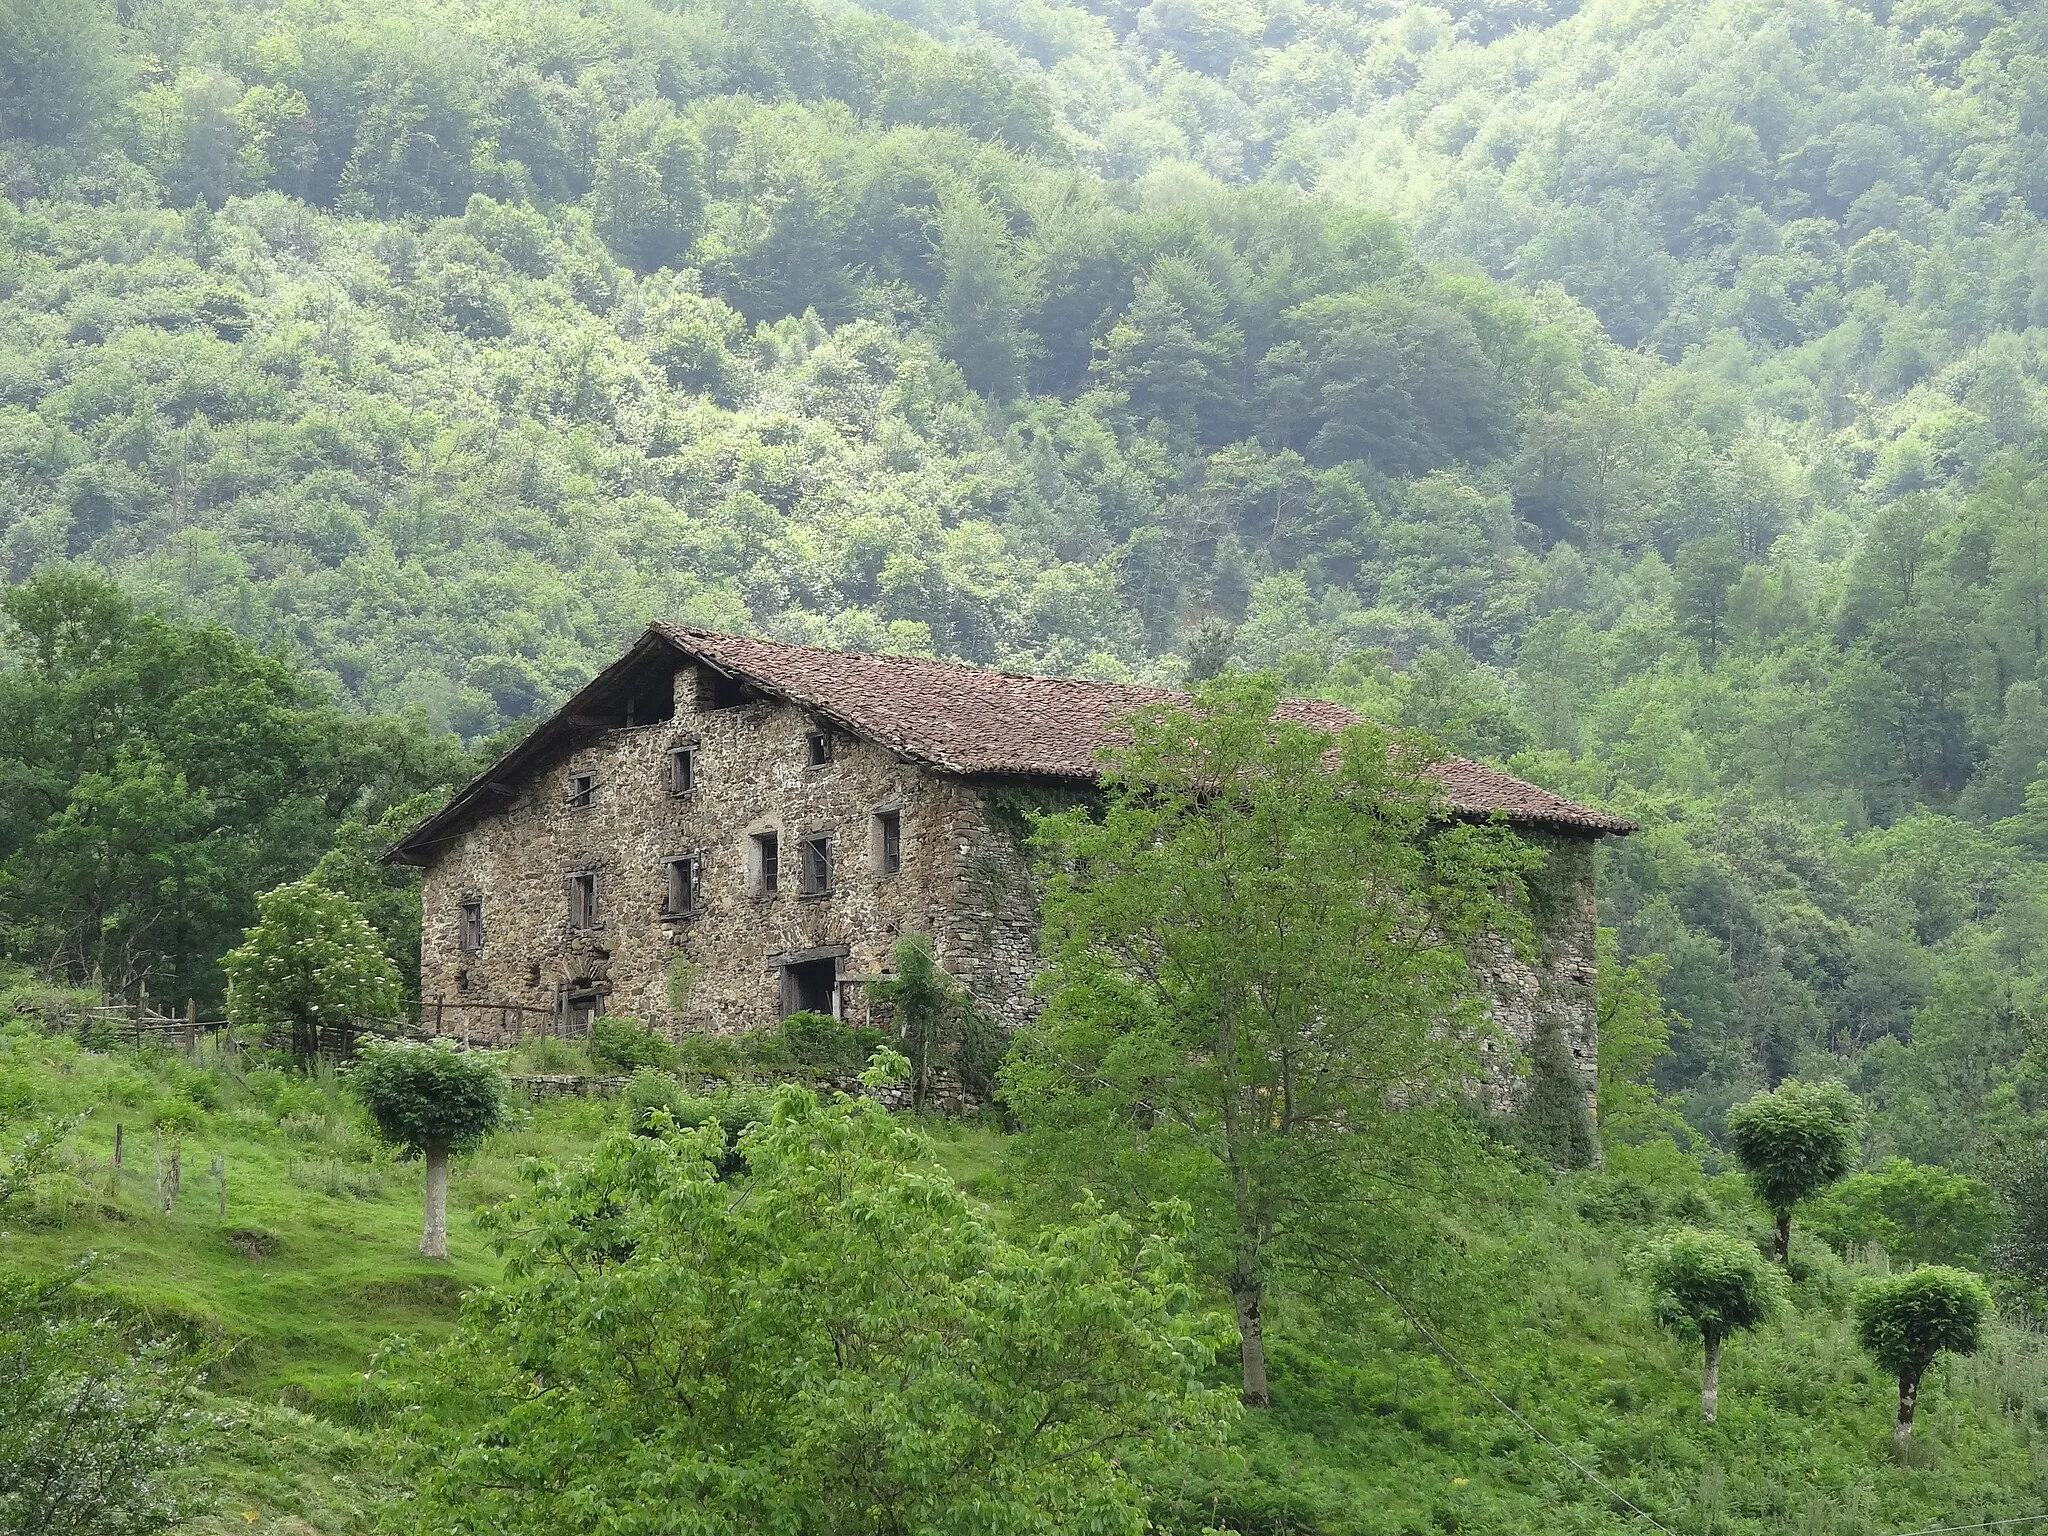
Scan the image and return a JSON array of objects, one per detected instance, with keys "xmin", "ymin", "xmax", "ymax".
[{"xmin": 384, "ymin": 624, "xmax": 1633, "ymax": 1094}]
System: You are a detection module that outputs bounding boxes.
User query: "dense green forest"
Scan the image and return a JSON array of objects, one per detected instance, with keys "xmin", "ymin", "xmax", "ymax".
[
  {"xmin": 7, "ymin": 0, "xmax": 2048, "ymax": 1179},
  {"xmin": 8, "ymin": 0, "xmax": 2048, "ymax": 1527}
]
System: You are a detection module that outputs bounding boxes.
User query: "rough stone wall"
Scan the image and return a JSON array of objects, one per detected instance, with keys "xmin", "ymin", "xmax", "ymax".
[
  {"xmin": 416, "ymin": 662, "xmax": 1602, "ymax": 1110},
  {"xmin": 418, "ymin": 662, "xmax": 1043, "ymax": 1041},
  {"xmin": 1472, "ymin": 829, "xmax": 1601, "ymax": 1111}
]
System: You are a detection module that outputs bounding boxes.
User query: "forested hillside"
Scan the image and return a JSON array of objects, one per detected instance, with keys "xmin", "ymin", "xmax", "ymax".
[
  {"xmin": 8, "ymin": 0, "xmax": 2046, "ymax": 1177},
  {"xmin": 7, "ymin": 4, "xmax": 2048, "ymax": 1523}
]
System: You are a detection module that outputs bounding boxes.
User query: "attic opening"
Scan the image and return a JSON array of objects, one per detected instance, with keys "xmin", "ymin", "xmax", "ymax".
[
  {"xmin": 580, "ymin": 651, "xmax": 678, "ymax": 728},
  {"xmin": 696, "ymin": 663, "xmax": 760, "ymax": 711}
]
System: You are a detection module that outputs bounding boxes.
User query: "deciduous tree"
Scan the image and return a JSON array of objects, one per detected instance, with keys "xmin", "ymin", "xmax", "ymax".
[
  {"xmin": 348, "ymin": 1040, "xmax": 505, "ymax": 1259},
  {"xmin": 1637, "ymin": 1227, "xmax": 1782, "ymax": 1423},
  {"xmin": 1853, "ymin": 1266, "xmax": 1991, "ymax": 1450},
  {"xmin": 222, "ymin": 881, "xmax": 402, "ymax": 1062},
  {"xmin": 1003, "ymin": 672, "xmax": 1538, "ymax": 1406},
  {"xmin": 1725, "ymin": 1078, "xmax": 1862, "ymax": 1263}
]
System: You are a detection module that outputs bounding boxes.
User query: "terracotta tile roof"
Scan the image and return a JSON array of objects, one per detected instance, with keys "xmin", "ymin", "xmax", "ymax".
[
  {"xmin": 385, "ymin": 625, "xmax": 1631, "ymax": 864},
  {"xmin": 655, "ymin": 624, "xmax": 1633, "ymax": 833}
]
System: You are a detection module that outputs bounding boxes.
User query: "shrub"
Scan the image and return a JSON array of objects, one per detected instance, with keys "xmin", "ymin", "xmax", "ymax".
[
  {"xmin": 620, "ymin": 1070, "xmax": 685, "ymax": 1136},
  {"xmin": 767, "ymin": 1011, "xmax": 891, "ymax": 1075},
  {"xmin": 0, "ymin": 1262, "xmax": 209, "ymax": 1534},
  {"xmin": 1811, "ymin": 1158, "xmax": 2003, "ymax": 1268},
  {"xmin": 374, "ymin": 1088, "xmax": 1232, "ymax": 1536},
  {"xmin": 665, "ymin": 1084, "xmax": 777, "ymax": 1178},
  {"xmin": 589, "ymin": 1017, "xmax": 676, "ymax": 1074},
  {"xmin": 1577, "ymin": 1175, "xmax": 1661, "ymax": 1228}
]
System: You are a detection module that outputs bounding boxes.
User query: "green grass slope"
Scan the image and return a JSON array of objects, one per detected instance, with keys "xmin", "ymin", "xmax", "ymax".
[{"xmin": 3, "ymin": 1017, "xmax": 2046, "ymax": 1534}]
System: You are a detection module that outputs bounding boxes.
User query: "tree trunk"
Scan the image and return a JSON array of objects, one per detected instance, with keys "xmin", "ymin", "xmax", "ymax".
[
  {"xmin": 1773, "ymin": 1207, "xmax": 1791, "ymax": 1264},
  {"xmin": 1701, "ymin": 1334, "xmax": 1721, "ymax": 1424},
  {"xmin": 420, "ymin": 1143, "xmax": 450, "ymax": 1259},
  {"xmin": 1894, "ymin": 1369, "xmax": 1921, "ymax": 1453},
  {"xmin": 1232, "ymin": 1281, "xmax": 1270, "ymax": 1409}
]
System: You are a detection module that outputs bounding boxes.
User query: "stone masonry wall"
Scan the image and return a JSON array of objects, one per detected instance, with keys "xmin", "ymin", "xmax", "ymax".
[
  {"xmin": 418, "ymin": 662, "xmax": 1043, "ymax": 1041},
  {"xmin": 1472, "ymin": 829, "xmax": 1601, "ymax": 1113},
  {"xmin": 417, "ymin": 662, "xmax": 1602, "ymax": 1115}
]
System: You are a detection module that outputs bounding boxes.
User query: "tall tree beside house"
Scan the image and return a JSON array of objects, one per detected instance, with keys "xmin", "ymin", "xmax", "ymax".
[
  {"xmin": 1002, "ymin": 672, "xmax": 1540, "ymax": 1407},
  {"xmin": 221, "ymin": 881, "xmax": 403, "ymax": 1060},
  {"xmin": 1725, "ymin": 1079, "xmax": 1863, "ymax": 1264},
  {"xmin": 348, "ymin": 1040, "xmax": 505, "ymax": 1259}
]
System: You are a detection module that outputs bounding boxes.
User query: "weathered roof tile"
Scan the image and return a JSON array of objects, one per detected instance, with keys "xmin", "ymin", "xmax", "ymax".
[
  {"xmin": 387, "ymin": 625, "xmax": 1632, "ymax": 863},
  {"xmin": 661, "ymin": 624, "xmax": 1633, "ymax": 832}
]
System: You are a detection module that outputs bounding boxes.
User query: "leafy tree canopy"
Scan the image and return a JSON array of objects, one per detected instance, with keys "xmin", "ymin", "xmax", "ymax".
[
  {"xmin": 373, "ymin": 1086, "xmax": 1234, "ymax": 1536},
  {"xmin": 347, "ymin": 1038, "xmax": 504, "ymax": 1155},
  {"xmin": 1003, "ymin": 671, "xmax": 1538, "ymax": 1403},
  {"xmin": 1725, "ymin": 1079, "xmax": 1863, "ymax": 1259}
]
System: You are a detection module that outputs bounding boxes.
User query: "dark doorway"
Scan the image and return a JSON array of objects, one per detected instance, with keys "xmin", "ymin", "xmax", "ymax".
[
  {"xmin": 565, "ymin": 982, "xmax": 604, "ymax": 1036},
  {"xmin": 781, "ymin": 958, "xmax": 838, "ymax": 1018}
]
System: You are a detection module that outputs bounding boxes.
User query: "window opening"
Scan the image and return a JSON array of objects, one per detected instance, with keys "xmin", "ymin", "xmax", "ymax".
[
  {"xmin": 568, "ymin": 871, "xmax": 598, "ymax": 929},
  {"xmin": 697, "ymin": 666, "xmax": 753, "ymax": 711},
  {"xmin": 799, "ymin": 835, "xmax": 832, "ymax": 896},
  {"xmin": 458, "ymin": 899, "xmax": 484, "ymax": 951},
  {"xmin": 781, "ymin": 957, "xmax": 838, "ymax": 1018},
  {"xmin": 874, "ymin": 810, "xmax": 901, "ymax": 876},
  {"xmin": 806, "ymin": 731, "xmax": 834, "ymax": 767},
  {"xmin": 568, "ymin": 771, "xmax": 594, "ymax": 809},
  {"xmin": 752, "ymin": 831, "xmax": 779, "ymax": 895},
  {"xmin": 669, "ymin": 746, "xmax": 695, "ymax": 794},
  {"xmin": 664, "ymin": 854, "xmax": 702, "ymax": 917}
]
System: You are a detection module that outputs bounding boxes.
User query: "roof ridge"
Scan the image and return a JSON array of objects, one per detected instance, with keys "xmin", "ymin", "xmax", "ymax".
[{"xmin": 655, "ymin": 621, "xmax": 1174, "ymax": 693}]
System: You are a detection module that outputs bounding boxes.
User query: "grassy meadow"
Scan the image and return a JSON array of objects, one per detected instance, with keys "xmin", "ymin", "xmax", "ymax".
[{"xmin": 3, "ymin": 1007, "xmax": 2048, "ymax": 1534}]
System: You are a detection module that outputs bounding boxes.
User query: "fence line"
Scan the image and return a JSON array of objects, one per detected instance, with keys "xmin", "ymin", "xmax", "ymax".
[{"xmin": 62, "ymin": 993, "xmax": 594, "ymax": 1058}]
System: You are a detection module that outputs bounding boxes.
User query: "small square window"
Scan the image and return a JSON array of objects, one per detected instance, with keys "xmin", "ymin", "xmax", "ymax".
[
  {"xmin": 567, "ymin": 871, "xmax": 598, "ymax": 929},
  {"xmin": 752, "ymin": 831, "xmax": 779, "ymax": 895},
  {"xmin": 568, "ymin": 771, "xmax": 595, "ymax": 809},
  {"xmin": 799, "ymin": 835, "xmax": 832, "ymax": 896},
  {"xmin": 458, "ymin": 900, "xmax": 484, "ymax": 951},
  {"xmin": 663, "ymin": 854, "xmax": 702, "ymax": 918},
  {"xmin": 874, "ymin": 810, "xmax": 901, "ymax": 876},
  {"xmin": 669, "ymin": 746, "xmax": 695, "ymax": 794},
  {"xmin": 806, "ymin": 732, "xmax": 833, "ymax": 767}
]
